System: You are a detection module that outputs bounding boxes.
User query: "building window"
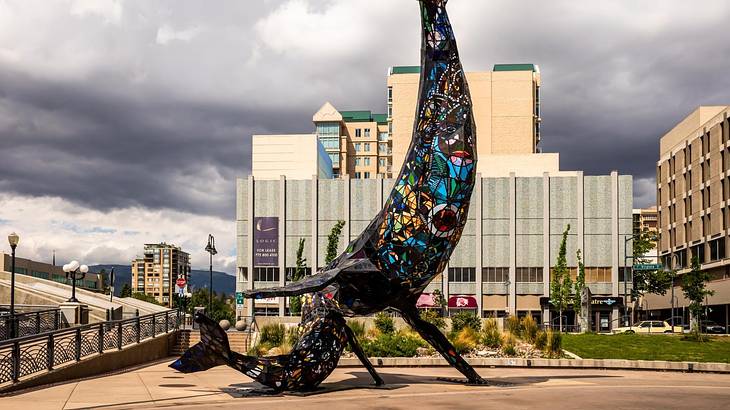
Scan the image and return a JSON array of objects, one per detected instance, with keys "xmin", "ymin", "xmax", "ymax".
[
  {"xmin": 319, "ymin": 136, "xmax": 340, "ymax": 150},
  {"xmin": 253, "ymin": 267, "xmax": 280, "ymax": 282},
  {"xmin": 709, "ymin": 238, "xmax": 725, "ymax": 261},
  {"xmin": 354, "ymin": 172, "xmax": 362, "ymax": 179},
  {"xmin": 387, "ymin": 87, "xmax": 393, "ymax": 102},
  {"xmin": 364, "ymin": 129, "xmax": 371, "ymax": 138},
  {"xmin": 388, "ymin": 105, "xmax": 393, "ymax": 118},
  {"xmin": 516, "ymin": 267, "xmax": 543, "ymax": 283},
  {"xmin": 482, "ymin": 267, "xmax": 508, "ymax": 283},
  {"xmin": 364, "ymin": 143, "xmax": 371, "ymax": 152},
  {"xmin": 448, "ymin": 267, "xmax": 476, "ymax": 282},
  {"xmin": 285, "ymin": 267, "xmax": 312, "ymax": 281},
  {"xmin": 355, "ymin": 143, "xmax": 361, "ymax": 152},
  {"xmin": 364, "ymin": 172, "xmax": 371, "ymax": 179},
  {"xmin": 355, "ymin": 129, "xmax": 362, "ymax": 138},
  {"xmin": 692, "ymin": 244, "xmax": 705, "ymax": 264},
  {"xmin": 355, "ymin": 157, "xmax": 361, "ymax": 166},
  {"xmin": 364, "ymin": 157, "xmax": 371, "ymax": 166},
  {"xmin": 378, "ymin": 132, "xmax": 388, "ymax": 142},
  {"xmin": 379, "ymin": 158, "xmax": 386, "ymax": 167}
]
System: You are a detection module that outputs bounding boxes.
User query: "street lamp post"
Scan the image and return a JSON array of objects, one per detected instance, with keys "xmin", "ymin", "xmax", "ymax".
[
  {"xmin": 7, "ymin": 232, "xmax": 19, "ymax": 339},
  {"xmin": 205, "ymin": 234, "xmax": 217, "ymax": 314},
  {"xmin": 62, "ymin": 260, "xmax": 88, "ymax": 303},
  {"xmin": 668, "ymin": 253, "xmax": 680, "ymax": 333}
]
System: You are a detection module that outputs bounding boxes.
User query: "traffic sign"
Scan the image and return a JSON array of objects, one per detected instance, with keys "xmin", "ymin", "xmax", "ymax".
[
  {"xmin": 633, "ymin": 263, "xmax": 662, "ymax": 271},
  {"xmin": 176, "ymin": 278, "xmax": 187, "ymax": 287},
  {"xmin": 236, "ymin": 292, "xmax": 244, "ymax": 305}
]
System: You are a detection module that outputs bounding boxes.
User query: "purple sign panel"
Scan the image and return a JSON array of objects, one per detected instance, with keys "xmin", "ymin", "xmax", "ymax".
[{"xmin": 254, "ymin": 217, "xmax": 279, "ymax": 266}]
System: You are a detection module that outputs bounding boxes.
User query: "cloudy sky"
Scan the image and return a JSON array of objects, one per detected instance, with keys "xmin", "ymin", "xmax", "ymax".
[{"xmin": 1, "ymin": 0, "xmax": 729, "ymax": 273}]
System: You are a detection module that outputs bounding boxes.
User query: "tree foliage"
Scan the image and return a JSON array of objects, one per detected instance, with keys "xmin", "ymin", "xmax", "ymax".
[
  {"xmin": 325, "ymin": 220, "xmax": 346, "ymax": 265},
  {"xmin": 132, "ymin": 292, "xmax": 163, "ymax": 306},
  {"xmin": 681, "ymin": 256, "xmax": 714, "ymax": 338},
  {"xmin": 120, "ymin": 283, "xmax": 132, "ymax": 298},
  {"xmin": 188, "ymin": 288, "xmax": 235, "ymax": 323},
  {"xmin": 632, "ymin": 230, "xmax": 672, "ymax": 297},
  {"xmin": 550, "ymin": 224, "xmax": 572, "ymax": 331},
  {"xmin": 289, "ymin": 238, "xmax": 307, "ymax": 316},
  {"xmin": 573, "ymin": 249, "xmax": 586, "ymax": 316}
]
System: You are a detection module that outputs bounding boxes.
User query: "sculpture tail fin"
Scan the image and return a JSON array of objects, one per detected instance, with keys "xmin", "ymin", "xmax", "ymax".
[{"xmin": 170, "ymin": 313, "xmax": 231, "ymax": 373}]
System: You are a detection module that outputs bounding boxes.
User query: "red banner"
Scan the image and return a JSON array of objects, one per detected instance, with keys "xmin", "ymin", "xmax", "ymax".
[{"xmin": 448, "ymin": 295, "xmax": 477, "ymax": 309}]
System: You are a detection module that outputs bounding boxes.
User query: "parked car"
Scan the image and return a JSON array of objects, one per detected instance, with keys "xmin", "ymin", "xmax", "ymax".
[
  {"xmin": 612, "ymin": 320, "xmax": 683, "ymax": 334},
  {"xmin": 700, "ymin": 320, "xmax": 726, "ymax": 334},
  {"xmin": 665, "ymin": 317, "xmax": 690, "ymax": 332}
]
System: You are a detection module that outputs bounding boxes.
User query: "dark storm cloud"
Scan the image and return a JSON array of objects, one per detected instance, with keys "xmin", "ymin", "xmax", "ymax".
[{"xmin": 2, "ymin": 0, "xmax": 729, "ymax": 218}]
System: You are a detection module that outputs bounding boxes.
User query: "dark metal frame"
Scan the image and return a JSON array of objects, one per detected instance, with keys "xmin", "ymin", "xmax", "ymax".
[
  {"xmin": 0, "ymin": 309, "xmax": 61, "ymax": 341},
  {"xmin": 0, "ymin": 310, "xmax": 178, "ymax": 386}
]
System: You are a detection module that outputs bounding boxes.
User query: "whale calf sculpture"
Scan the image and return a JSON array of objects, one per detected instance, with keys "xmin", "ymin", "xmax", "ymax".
[{"xmin": 172, "ymin": 0, "xmax": 484, "ymax": 389}]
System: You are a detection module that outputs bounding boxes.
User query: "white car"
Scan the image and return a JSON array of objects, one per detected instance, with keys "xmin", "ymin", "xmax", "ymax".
[{"xmin": 612, "ymin": 320, "xmax": 683, "ymax": 334}]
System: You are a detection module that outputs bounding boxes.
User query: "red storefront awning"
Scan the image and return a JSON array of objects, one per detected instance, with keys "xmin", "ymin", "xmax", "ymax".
[
  {"xmin": 448, "ymin": 295, "xmax": 477, "ymax": 309},
  {"xmin": 416, "ymin": 293, "xmax": 436, "ymax": 308}
]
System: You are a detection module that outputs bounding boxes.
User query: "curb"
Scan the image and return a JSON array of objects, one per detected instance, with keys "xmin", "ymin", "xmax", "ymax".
[{"xmin": 337, "ymin": 357, "xmax": 730, "ymax": 373}]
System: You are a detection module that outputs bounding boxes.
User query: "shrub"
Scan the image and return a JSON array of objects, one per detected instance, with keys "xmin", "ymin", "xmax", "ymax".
[
  {"xmin": 505, "ymin": 315, "xmax": 521, "ymax": 336},
  {"xmin": 374, "ymin": 312, "xmax": 396, "ymax": 335},
  {"xmin": 502, "ymin": 332, "xmax": 517, "ymax": 356},
  {"xmin": 286, "ymin": 325, "xmax": 300, "ymax": 347},
  {"xmin": 481, "ymin": 318, "xmax": 502, "ymax": 348},
  {"xmin": 420, "ymin": 309, "xmax": 446, "ymax": 332},
  {"xmin": 362, "ymin": 332, "xmax": 427, "ymax": 357},
  {"xmin": 545, "ymin": 330, "xmax": 562, "ymax": 357},
  {"xmin": 534, "ymin": 330, "xmax": 548, "ymax": 351},
  {"xmin": 450, "ymin": 310, "xmax": 482, "ymax": 335},
  {"xmin": 347, "ymin": 320, "xmax": 366, "ymax": 339},
  {"xmin": 452, "ymin": 327, "xmax": 479, "ymax": 354},
  {"xmin": 520, "ymin": 316, "xmax": 539, "ymax": 343},
  {"xmin": 259, "ymin": 323, "xmax": 286, "ymax": 346}
]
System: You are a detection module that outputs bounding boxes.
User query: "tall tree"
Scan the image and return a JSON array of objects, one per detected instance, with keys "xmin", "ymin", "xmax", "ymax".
[
  {"xmin": 325, "ymin": 220, "xmax": 346, "ymax": 265},
  {"xmin": 631, "ymin": 230, "xmax": 672, "ymax": 314},
  {"xmin": 574, "ymin": 249, "xmax": 586, "ymax": 331},
  {"xmin": 681, "ymin": 256, "xmax": 714, "ymax": 339},
  {"xmin": 550, "ymin": 224, "xmax": 572, "ymax": 332},
  {"xmin": 288, "ymin": 238, "xmax": 307, "ymax": 316},
  {"xmin": 120, "ymin": 283, "xmax": 132, "ymax": 298}
]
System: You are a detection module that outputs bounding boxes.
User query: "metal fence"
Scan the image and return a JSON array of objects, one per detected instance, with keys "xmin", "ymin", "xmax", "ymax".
[
  {"xmin": 0, "ymin": 310, "xmax": 178, "ymax": 386},
  {"xmin": 0, "ymin": 309, "xmax": 62, "ymax": 341}
]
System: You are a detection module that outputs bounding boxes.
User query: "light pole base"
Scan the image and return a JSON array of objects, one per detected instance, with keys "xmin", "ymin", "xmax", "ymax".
[{"xmin": 59, "ymin": 302, "xmax": 89, "ymax": 326}]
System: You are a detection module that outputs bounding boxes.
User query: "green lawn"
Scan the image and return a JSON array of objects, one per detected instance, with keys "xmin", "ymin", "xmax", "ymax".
[{"xmin": 562, "ymin": 333, "xmax": 730, "ymax": 363}]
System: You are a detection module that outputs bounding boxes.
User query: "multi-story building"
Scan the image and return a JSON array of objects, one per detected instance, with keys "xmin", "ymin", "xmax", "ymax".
[
  {"xmin": 131, "ymin": 243, "xmax": 190, "ymax": 307},
  {"xmin": 235, "ymin": 172, "xmax": 633, "ymax": 331},
  {"xmin": 312, "ymin": 103, "xmax": 391, "ymax": 179},
  {"xmin": 0, "ymin": 252, "xmax": 104, "ymax": 291},
  {"xmin": 652, "ymin": 106, "xmax": 730, "ymax": 330},
  {"xmin": 252, "ymin": 134, "xmax": 333, "ymax": 180},
  {"xmin": 633, "ymin": 206, "xmax": 658, "ymax": 236},
  {"xmin": 388, "ymin": 64, "xmax": 542, "ymax": 173}
]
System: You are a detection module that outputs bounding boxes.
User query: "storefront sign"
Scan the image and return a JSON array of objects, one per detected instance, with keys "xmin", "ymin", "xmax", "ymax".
[
  {"xmin": 254, "ymin": 217, "xmax": 279, "ymax": 266},
  {"xmin": 590, "ymin": 297, "xmax": 623, "ymax": 307},
  {"xmin": 448, "ymin": 295, "xmax": 477, "ymax": 309}
]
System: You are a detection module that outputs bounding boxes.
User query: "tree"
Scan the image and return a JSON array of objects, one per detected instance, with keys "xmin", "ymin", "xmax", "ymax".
[
  {"xmin": 189, "ymin": 288, "xmax": 235, "ymax": 323},
  {"xmin": 325, "ymin": 220, "xmax": 346, "ymax": 265},
  {"xmin": 550, "ymin": 224, "xmax": 572, "ymax": 332},
  {"xmin": 631, "ymin": 230, "xmax": 672, "ymax": 314},
  {"xmin": 132, "ymin": 292, "xmax": 163, "ymax": 306},
  {"xmin": 574, "ymin": 249, "xmax": 586, "ymax": 331},
  {"xmin": 289, "ymin": 238, "xmax": 307, "ymax": 316},
  {"xmin": 120, "ymin": 283, "xmax": 132, "ymax": 298},
  {"xmin": 681, "ymin": 256, "xmax": 714, "ymax": 339}
]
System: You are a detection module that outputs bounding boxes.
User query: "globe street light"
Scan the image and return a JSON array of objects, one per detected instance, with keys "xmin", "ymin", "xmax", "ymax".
[
  {"xmin": 7, "ymin": 232, "xmax": 19, "ymax": 338},
  {"xmin": 62, "ymin": 260, "xmax": 88, "ymax": 303},
  {"xmin": 205, "ymin": 234, "xmax": 217, "ymax": 314}
]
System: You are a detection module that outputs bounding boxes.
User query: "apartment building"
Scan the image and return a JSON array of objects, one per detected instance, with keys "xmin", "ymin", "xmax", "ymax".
[
  {"xmin": 388, "ymin": 64, "xmax": 542, "ymax": 173},
  {"xmin": 131, "ymin": 243, "xmax": 190, "ymax": 307},
  {"xmin": 236, "ymin": 172, "xmax": 633, "ymax": 331},
  {"xmin": 652, "ymin": 106, "xmax": 730, "ymax": 330},
  {"xmin": 633, "ymin": 206, "xmax": 658, "ymax": 236}
]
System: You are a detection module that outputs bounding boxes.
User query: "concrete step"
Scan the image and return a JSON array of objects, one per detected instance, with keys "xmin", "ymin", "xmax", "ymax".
[{"xmin": 171, "ymin": 330, "xmax": 251, "ymax": 355}]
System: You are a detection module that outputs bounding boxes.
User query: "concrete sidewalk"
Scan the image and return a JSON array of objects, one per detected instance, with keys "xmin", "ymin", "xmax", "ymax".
[{"xmin": 2, "ymin": 359, "xmax": 730, "ymax": 409}]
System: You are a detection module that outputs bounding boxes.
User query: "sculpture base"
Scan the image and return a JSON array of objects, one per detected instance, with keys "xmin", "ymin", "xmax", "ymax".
[{"xmin": 436, "ymin": 377, "xmax": 510, "ymax": 387}]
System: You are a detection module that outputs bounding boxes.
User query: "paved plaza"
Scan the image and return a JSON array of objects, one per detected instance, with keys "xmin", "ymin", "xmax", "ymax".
[{"xmin": 1, "ymin": 359, "xmax": 729, "ymax": 409}]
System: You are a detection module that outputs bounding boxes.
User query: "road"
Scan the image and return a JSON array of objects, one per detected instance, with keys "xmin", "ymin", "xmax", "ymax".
[{"xmin": 1, "ymin": 360, "xmax": 729, "ymax": 409}]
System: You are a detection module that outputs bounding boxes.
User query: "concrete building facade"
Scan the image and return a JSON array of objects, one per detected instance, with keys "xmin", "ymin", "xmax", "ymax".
[
  {"xmin": 252, "ymin": 134, "xmax": 333, "ymax": 180},
  {"xmin": 235, "ymin": 172, "xmax": 633, "ymax": 330},
  {"xmin": 653, "ymin": 106, "xmax": 730, "ymax": 330},
  {"xmin": 388, "ymin": 64, "xmax": 542, "ymax": 173},
  {"xmin": 131, "ymin": 243, "xmax": 190, "ymax": 307},
  {"xmin": 0, "ymin": 252, "xmax": 104, "ymax": 292}
]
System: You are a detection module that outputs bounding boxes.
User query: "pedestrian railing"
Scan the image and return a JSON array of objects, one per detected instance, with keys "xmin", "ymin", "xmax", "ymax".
[
  {"xmin": 0, "ymin": 309, "xmax": 62, "ymax": 341},
  {"xmin": 0, "ymin": 310, "xmax": 178, "ymax": 386}
]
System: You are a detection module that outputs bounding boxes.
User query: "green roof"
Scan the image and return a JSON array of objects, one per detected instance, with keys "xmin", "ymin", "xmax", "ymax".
[
  {"xmin": 339, "ymin": 110, "xmax": 388, "ymax": 124},
  {"xmin": 390, "ymin": 66, "xmax": 421, "ymax": 75},
  {"xmin": 493, "ymin": 64, "xmax": 537, "ymax": 72}
]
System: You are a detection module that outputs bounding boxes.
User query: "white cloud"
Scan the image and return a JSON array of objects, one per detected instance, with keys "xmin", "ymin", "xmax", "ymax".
[
  {"xmin": 0, "ymin": 193, "xmax": 236, "ymax": 273},
  {"xmin": 156, "ymin": 24, "xmax": 203, "ymax": 45},
  {"xmin": 69, "ymin": 0, "xmax": 122, "ymax": 24}
]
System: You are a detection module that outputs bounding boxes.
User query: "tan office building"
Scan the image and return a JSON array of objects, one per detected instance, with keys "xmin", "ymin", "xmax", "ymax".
[
  {"xmin": 131, "ymin": 243, "xmax": 191, "ymax": 307},
  {"xmin": 653, "ymin": 106, "xmax": 730, "ymax": 331},
  {"xmin": 313, "ymin": 103, "xmax": 391, "ymax": 179},
  {"xmin": 387, "ymin": 64, "xmax": 542, "ymax": 173}
]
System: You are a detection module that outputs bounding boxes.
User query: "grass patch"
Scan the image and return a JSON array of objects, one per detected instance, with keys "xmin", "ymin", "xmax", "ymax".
[{"xmin": 562, "ymin": 333, "xmax": 730, "ymax": 363}]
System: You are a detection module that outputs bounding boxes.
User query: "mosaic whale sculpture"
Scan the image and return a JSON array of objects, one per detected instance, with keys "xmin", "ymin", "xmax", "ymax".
[{"xmin": 171, "ymin": 0, "xmax": 483, "ymax": 389}]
